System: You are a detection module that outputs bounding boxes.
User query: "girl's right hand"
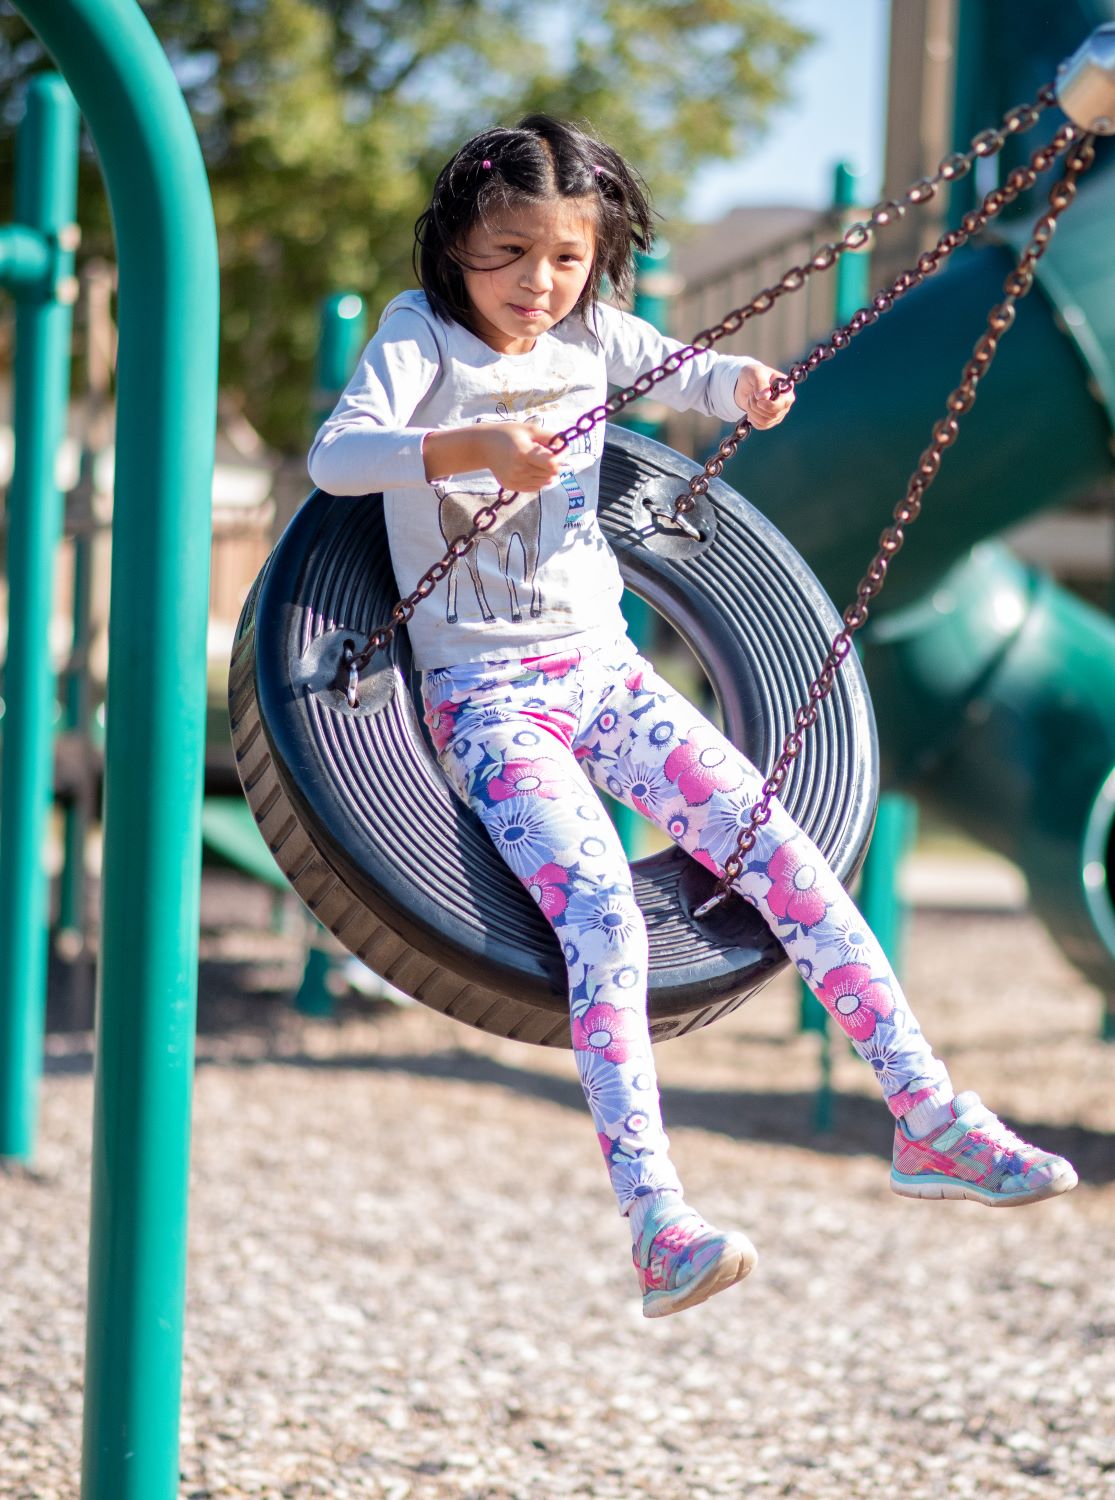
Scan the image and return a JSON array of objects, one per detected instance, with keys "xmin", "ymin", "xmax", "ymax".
[{"xmin": 477, "ymin": 422, "xmax": 564, "ymax": 492}]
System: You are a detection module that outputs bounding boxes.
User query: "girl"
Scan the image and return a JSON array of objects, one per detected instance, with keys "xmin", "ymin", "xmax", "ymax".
[{"xmin": 309, "ymin": 115, "xmax": 1077, "ymax": 1320}]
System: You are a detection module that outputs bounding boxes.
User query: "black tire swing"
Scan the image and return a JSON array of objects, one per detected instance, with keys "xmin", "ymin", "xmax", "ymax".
[
  {"xmin": 229, "ymin": 426, "xmax": 876, "ymax": 1046},
  {"xmin": 230, "ymin": 84, "xmax": 1096, "ymax": 1047}
]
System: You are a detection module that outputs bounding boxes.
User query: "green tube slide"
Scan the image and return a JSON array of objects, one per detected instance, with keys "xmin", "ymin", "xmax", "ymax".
[
  {"xmin": 867, "ymin": 545, "xmax": 1115, "ymax": 992},
  {"xmin": 725, "ymin": 159, "xmax": 1115, "ymax": 990}
]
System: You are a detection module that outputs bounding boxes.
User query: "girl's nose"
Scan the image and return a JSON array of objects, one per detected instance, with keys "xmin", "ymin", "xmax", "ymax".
[{"xmin": 520, "ymin": 257, "xmax": 553, "ymax": 292}]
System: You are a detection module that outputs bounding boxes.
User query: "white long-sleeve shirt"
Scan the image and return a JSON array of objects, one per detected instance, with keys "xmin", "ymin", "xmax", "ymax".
[{"xmin": 309, "ymin": 290, "xmax": 755, "ymax": 669}]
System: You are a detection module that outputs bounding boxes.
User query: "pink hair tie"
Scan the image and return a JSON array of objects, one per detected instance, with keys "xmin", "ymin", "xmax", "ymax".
[
  {"xmin": 481, "ymin": 159, "xmax": 492, "ymax": 169},
  {"xmin": 593, "ymin": 165, "xmax": 603, "ymax": 175}
]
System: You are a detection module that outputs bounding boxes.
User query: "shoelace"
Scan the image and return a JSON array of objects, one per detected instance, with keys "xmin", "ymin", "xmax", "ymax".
[{"xmin": 960, "ymin": 1109, "xmax": 1029, "ymax": 1157}]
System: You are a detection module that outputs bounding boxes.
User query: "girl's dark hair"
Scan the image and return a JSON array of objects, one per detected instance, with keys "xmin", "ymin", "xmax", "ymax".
[{"xmin": 414, "ymin": 115, "xmax": 654, "ymax": 331}]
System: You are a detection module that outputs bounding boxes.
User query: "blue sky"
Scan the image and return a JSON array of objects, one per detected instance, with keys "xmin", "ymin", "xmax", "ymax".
[{"xmin": 684, "ymin": 0, "xmax": 891, "ymax": 220}]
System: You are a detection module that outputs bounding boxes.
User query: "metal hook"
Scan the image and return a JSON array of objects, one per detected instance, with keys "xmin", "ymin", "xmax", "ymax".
[
  {"xmin": 692, "ymin": 889, "xmax": 729, "ymax": 918},
  {"xmin": 640, "ymin": 496, "xmax": 704, "ymax": 540},
  {"xmin": 335, "ymin": 639, "xmax": 360, "ymax": 707}
]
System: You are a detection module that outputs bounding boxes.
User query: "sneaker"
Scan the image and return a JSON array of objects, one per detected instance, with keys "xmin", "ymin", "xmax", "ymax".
[
  {"xmin": 633, "ymin": 1199, "xmax": 757, "ymax": 1319},
  {"xmin": 891, "ymin": 1091, "xmax": 1078, "ymax": 1207}
]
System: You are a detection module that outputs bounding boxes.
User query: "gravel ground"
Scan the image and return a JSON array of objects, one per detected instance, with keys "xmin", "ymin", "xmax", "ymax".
[{"xmin": 2, "ymin": 875, "xmax": 1114, "ymax": 1500}]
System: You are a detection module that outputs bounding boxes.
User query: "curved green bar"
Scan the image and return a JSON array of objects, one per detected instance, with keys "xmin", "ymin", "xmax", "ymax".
[
  {"xmin": 867, "ymin": 544, "xmax": 1115, "ymax": 988},
  {"xmin": 12, "ymin": 3, "xmax": 218, "ymax": 1498}
]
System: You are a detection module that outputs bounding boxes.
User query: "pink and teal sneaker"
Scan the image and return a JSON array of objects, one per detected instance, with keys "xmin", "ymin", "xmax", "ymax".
[
  {"xmin": 633, "ymin": 1200, "xmax": 757, "ymax": 1318},
  {"xmin": 891, "ymin": 1092, "xmax": 1078, "ymax": 1207}
]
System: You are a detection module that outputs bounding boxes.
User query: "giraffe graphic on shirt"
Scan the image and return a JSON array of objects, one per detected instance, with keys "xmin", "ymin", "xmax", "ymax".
[{"xmin": 430, "ymin": 394, "xmax": 594, "ymax": 624}]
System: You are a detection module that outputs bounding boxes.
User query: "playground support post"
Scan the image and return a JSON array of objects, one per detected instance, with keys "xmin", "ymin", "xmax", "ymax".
[
  {"xmin": 0, "ymin": 74, "xmax": 78, "ymax": 1161},
  {"xmin": 795, "ymin": 165, "xmax": 918, "ymax": 1115},
  {"xmin": 294, "ymin": 291, "xmax": 368, "ymax": 1017},
  {"xmin": 313, "ymin": 290, "xmax": 367, "ymax": 429},
  {"xmin": 11, "ymin": 3, "xmax": 219, "ymax": 1498},
  {"xmin": 611, "ymin": 243, "xmax": 676, "ymax": 858},
  {"xmin": 57, "ymin": 496, "xmax": 95, "ymax": 946}
]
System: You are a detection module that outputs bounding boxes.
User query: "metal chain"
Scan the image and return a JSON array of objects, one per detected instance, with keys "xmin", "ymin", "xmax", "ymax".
[
  {"xmin": 340, "ymin": 88, "xmax": 1058, "ymax": 698},
  {"xmin": 692, "ymin": 127, "xmax": 1096, "ymax": 918}
]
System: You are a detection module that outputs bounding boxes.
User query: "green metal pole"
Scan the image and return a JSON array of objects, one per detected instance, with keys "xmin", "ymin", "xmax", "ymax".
[
  {"xmin": 57, "ymin": 496, "xmax": 94, "ymax": 942},
  {"xmin": 295, "ymin": 940, "xmax": 337, "ymax": 1017},
  {"xmin": 610, "ymin": 245, "xmax": 674, "ymax": 858},
  {"xmin": 624, "ymin": 242, "xmax": 674, "ymax": 439},
  {"xmin": 294, "ymin": 292, "xmax": 367, "ymax": 1016},
  {"xmin": 857, "ymin": 793, "xmax": 918, "ymax": 971},
  {"xmin": 12, "ymin": 4, "xmax": 219, "ymax": 1498},
  {"xmin": 0, "ymin": 75, "xmax": 79, "ymax": 1161},
  {"xmin": 833, "ymin": 169, "xmax": 916, "ymax": 986},
  {"xmin": 831, "ymin": 161, "xmax": 871, "ymax": 315},
  {"xmin": 798, "ymin": 164, "xmax": 874, "ymax": 1098},
  {"xmin": 313, "ymin": 291, "xmax": 366, "ymax": 429}
]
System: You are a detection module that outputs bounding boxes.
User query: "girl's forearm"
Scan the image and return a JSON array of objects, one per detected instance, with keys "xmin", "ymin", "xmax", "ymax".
[{"xmin": 423, "ymin": 427, "xmax": 487, "ymax": 480}]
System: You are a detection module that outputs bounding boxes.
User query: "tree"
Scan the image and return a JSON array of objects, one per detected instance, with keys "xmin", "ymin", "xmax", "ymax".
[{"xmin": 0, "ymin": 0, "xmax": 810, "ymax": 450}]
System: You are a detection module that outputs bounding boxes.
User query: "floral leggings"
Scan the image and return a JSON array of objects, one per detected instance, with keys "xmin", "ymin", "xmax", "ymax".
[{"xmin": 421, "ymin": 633, "xmax": 951, "ymax": 1213}]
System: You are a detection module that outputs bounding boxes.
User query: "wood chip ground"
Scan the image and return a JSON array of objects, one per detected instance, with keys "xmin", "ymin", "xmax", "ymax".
[{"xmin": 3, "ymin": 874, "xmax": 1113, "ymax": 1498}]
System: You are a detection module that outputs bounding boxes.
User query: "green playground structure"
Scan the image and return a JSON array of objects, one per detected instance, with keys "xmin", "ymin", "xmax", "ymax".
[
  {"xmin": 727, "ymin": 153, "xmax": 1115, "ymax": 998},
  {"xmin": 0, "ymin": 74, "xmax": 78, "ymax": 1157}
]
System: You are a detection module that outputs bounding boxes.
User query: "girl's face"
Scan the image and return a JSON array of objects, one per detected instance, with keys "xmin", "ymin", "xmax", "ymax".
[{"xmin": 459, "ymin": 197, "xmax": 596, "ymax": 355}]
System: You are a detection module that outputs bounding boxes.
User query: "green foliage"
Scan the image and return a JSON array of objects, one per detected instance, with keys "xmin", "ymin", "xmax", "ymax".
[{"xmin": 0, "ymin": 0, "xmax": 809, "ymax": 451}]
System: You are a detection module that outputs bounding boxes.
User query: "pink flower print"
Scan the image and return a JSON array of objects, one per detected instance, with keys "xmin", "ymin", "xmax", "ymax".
[
  {"xmin": 766, "ymin": 839, "xmax": 830, "ymax": 929},
  {"xmin": 663, "ymin": 727, "xmax": 743, "ymax": 806},
  {"xmin": 815, "ymin": 963, "xmax": 894, "ymax": 1041},
  {"xmin": 525, "ymin": 862, "xmax": 569, "ymax": 920},
  {"xmin": 524, "ymin": 650, "xmax": 580, "ymax": 680},
  {"xmin": 424, "ymin": 698, "xmax": 460, "ymax": 754},
  {"xmin": 571, "ymin": 1002, "xmax": 640, "ymax": 1063},
  {"xmin": 523, "ymin": 705, "xmax": 577, "ymax": 751},
  {"xmin": 488, "ymin": 756, "xmax": 565, "ymax": 801},
  {"xmin": 624, "ymin": 668, "xmax": 644, "ymax": 692}
]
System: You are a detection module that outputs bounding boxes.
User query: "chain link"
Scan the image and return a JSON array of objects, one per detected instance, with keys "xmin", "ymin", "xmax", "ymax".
[
  {"xmin": 340, "ymin": 88, "xmax": 1058, "ymax": 698},
  {"xmin": 692, "ymin": 126, "xmax": 1096, "ymax": 917}
]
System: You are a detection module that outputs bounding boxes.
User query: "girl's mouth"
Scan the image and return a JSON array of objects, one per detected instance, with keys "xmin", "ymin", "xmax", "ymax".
[{"xmin": 511, "ymin": 305, "xmax": 546, "ymax": 318}]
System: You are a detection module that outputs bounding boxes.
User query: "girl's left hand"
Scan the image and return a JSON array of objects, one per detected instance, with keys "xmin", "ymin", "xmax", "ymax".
[{"xmin": 734, "ymin": 363, "xmax": 795, "ymax": 429}]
